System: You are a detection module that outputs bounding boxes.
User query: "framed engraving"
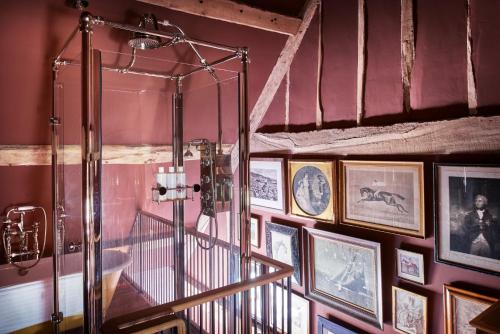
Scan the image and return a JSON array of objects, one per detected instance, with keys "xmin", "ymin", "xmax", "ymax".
[
  {"xmin": 317, "ymin": 316, "xmax": 359, "ymax": 334},
  {"xmin": 435, "ymin": 164, "xmax": 500, "ymax": 276},
  {"xmin": 392, "ymin": 286, "xmax": 427, "ymax": 334},
  {"xmin": 250, "ymin": 158, "xmax": 286, "ymax": 212},
  {"xmin": 396, "ymin": 249, "xmax": 425, "ymax": 285},
  {"xmin": 250, "ymin": 214, "xmax": 260, "ymax": 248},
  {"xmin": 443, "ymin": 284, "xmax": 498, "ymax": 334},
  {"xmin": 289, "ymin": 160, "xmax": 335, "ymax": 221},
  {"xmin": 304, "ymin": 227, "xmax": 383, "ymax": 329},
  {"xmin": 265, "ymin": 221, "xmax": 301, "ymax": 285},
  {"xmin": 340, "ymin": 160, "xmax": 425, "ymax": 237}
]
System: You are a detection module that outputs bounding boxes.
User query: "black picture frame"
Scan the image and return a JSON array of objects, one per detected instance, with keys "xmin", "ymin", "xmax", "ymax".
[
  {"xmin": 265, "ymin": 221, "xmax": 302, "ymax": 285},
  {"xmin": 434, "ymin": 163, "xmax": 500, "ymax": 276}
]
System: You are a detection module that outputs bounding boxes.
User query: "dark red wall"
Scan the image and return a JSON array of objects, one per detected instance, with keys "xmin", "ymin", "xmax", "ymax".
[
  {"xmin": 0, "ymin": 0, "xmax": 286, "ymax": 254},
  {"xmin": 259, "ymin": 0, "xmax": 500, "ymax": 131}
]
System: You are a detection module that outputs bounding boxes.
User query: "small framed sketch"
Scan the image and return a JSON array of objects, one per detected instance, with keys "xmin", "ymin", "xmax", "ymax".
[
  {"xmin": 250, "ymin": 158, "xmax": 286, "ymax": 213},
  {"xmin": 289, "ymin": 160, "xmax": 335, "ymax": 221},
  {"xmin": 396, "ymin": 249, "xmax": 425, "ymax": 285},
  {"xmin": 304, "ymin": 227, "xmax": 383, "ymax": 329},
  {"xmin": 273, "ymin": 287, "xmax": 310, "ymax": 334},
  {"xmin": 317, "ymin": 316, "xmax": 359, "ymax": 334},
  {"xmin": 340, "ymin": 160, "xmax": 425, "ymax": 237},
  {"xmin": 250, "ymin": 214, "xmax": 260, "ymax": 248},
  {"xmin": 392, "ymin": 286, "xmax": 427, "ymax": 334},
  {"xmin": 443, "ymin": 284, "xmax": 498, "ymax": 334},
  {"xmin": 265, "ymin": 221, "xmax": 301, "ymax": 285},
  {"xmin": 435, "ymin": 164, "xmax": 500, "ymax": 276}
]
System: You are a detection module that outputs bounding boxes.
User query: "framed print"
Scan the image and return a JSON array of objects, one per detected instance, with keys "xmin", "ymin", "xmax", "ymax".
[
  {"xmin": 304, "ymin": 227, "xmax": 383, "ymax": 329},
  {"xmin": 396, "ymin": 249, "xmax": 425, "ymax": 285},
  {"xmin": 340, "ymin": 160, "xmax": 425, "ymax": 237},
  {"xmin": 265, "ymin": 221, "xmax": 301, "ymax": 285},
  {"xmin": 288, "ymin": 160, "xmax": 335, "ymax": 221},
  {"xmin": 250, "ymin": 214, "xmax": 260, "ymax": 248},
  {"xmin": 250, "ymin": 158, "xmax": 286, "ymax": 212},
  {"xmin": 317, "ymin": 316, "xmax": 359, "ymax": 334},
  {"xmin": 435, "ymin": 164, "xmax": 500, "ymax": 276},
  {"xmin": 443, "ymin": 284, "xmax": 498, "ymax": 334},
  {"xmin": 250, "ymin": 286, "xmax": 310, "ymax": 334},
  {"xmin": 392, "ymin": 286, "xmax": 427, "ymax": 334}
]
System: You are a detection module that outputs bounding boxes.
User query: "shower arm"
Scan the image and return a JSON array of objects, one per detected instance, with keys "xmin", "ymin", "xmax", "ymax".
[{"xmin": 158, "ymin": 20, "xmax": 224, "ymax": 154}]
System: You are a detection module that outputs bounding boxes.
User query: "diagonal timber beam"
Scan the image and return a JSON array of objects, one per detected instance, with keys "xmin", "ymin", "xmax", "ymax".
[
  {"xmin": 136, "ymin": 0, "xmax": 302, "ymax": 36},
  {"xmin": 249, "ymin": 0, "xmax": 320, "ymax": 134},
  {"xmin": 251, "ymin": 116, "xmax": 500, "ymax": 155}
]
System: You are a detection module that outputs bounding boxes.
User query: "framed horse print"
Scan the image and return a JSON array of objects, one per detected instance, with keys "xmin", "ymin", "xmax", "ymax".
[{"xmin": 340, "ymin": 160, "xmax": 425, "ymax": 237}]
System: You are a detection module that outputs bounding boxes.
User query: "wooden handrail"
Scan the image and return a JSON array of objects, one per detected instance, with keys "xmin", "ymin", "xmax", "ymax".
[{"xmin": 101, "ymin": 253, "xmax": 293, "ymax": 333}]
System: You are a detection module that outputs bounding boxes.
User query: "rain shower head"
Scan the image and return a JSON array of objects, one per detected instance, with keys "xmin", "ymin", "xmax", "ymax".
[{"xmin": 128, "ymin": 13, "xmax": 162, "ymax": 50}]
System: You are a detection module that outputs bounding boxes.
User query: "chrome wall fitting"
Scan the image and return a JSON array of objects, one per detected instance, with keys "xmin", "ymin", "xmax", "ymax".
[{"xmin": 1, "ymin": 205, "xmax": 47, "ymax": 270}]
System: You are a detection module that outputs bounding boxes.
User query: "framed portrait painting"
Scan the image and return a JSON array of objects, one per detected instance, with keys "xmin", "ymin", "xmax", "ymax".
[
  {"xmin": 435, "ymin": 164, "xmax": 500, "ymax": 276},
  {"xmin": 304, "ymin": 227, "xmax": 383, "ymax": 329},
  {"xmin": 317, "ymin": 316, "xmax": 359, "ymax": 334},
  {"xmin": 396, "ymin": 249, "xmax": 425, "ymax": 285},
  {"xmin": 250, "ymin": 158, "xmax": 286, "ymax": 212},
  {"xmin": 340, "ymin": 160, "xmax": 425, "ymax": 237},
  {"xmin": 265, "ymin": 222, "xmax": 301, "ymax": 285},
  {"xmin": 289, "ymin": 160, "xmax": 335, "ymax": 221},
  {"xmin": 443, "ymin": 284, "xmax": 498, "ymax": 334},
  {"xmin": 392, "ymin": 286, "xmax": 427, "ymax": 334}
]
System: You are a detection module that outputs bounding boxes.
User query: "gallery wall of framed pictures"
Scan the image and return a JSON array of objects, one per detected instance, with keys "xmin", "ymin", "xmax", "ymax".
[{"xmin": 249, "ymin": 155, "xmax": 500, "ymax": 334}]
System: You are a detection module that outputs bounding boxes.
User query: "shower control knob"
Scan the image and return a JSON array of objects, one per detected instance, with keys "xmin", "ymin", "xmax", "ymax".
[
  {"xmin": 193, "ymin": 184, "xmax": 201, "ymax": 192},
  {"xmin": 158, "ymin": 187, "xmax": 167, "ymax": 196}
]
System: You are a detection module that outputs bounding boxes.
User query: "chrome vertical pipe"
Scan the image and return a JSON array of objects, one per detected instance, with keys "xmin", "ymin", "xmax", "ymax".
[
  {"xmin": 173, "ymin": 78, "xmax": 185, "ymax": 300},
  {"xmin": 238, "ymin": 48, "xmax": 251, "ymax": 334},
  {"xmin": 50, "ymin": 66, "xmax": 63, "ymax": 333},
  {"xmin": 80, "ymin": 11, "xmax": 103, "ymax": 333}
]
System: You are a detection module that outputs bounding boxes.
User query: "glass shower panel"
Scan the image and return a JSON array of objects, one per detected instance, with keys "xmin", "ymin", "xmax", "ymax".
[{"xmin": 53, "ymin": 57, "xmax": 84, "ymax": 334}]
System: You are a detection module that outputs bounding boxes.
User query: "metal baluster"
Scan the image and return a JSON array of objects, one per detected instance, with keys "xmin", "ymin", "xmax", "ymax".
[
  {"xmin": 281, "ymin": 278, "xmax": 284, "ymax": 333},
  {"xmin": 286, "ymin": 277, "xmax": 292, "ymax": 334},
  {"xmin": 272, "ymin": 282, "xmax": 277, "ymax": 334}
]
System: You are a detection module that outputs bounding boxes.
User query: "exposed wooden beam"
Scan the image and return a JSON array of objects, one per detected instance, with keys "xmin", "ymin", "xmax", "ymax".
[
  {"xmin": 136, "ymin": 0, "xmax": 302, "ymax": 36},
  {"xmin": 356, "ymin": 0, "xmax": 366, "ymax": 125},
  {"xmin": 249, "ymin": 0, "xmax": 319, "ymax": 134},
  {"xmin": 466, "ymin": 0, "xmax": 478, "ymax": 115},
  {"xmin": 251, "ymin": 116, "xmax": 500, "ymax": 155},
  {"xmin": 0, "ymin": 144, "xmax": 232, "ymax": 166},
  {"xmin": 401, "ymin": 0, "xmax": 415, "ymax": 113}
]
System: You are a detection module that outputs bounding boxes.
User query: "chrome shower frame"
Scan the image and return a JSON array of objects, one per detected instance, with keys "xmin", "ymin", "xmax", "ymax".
[{"xmin": 52, "ymin": 11, "xmax": 251, "ymax": 333}]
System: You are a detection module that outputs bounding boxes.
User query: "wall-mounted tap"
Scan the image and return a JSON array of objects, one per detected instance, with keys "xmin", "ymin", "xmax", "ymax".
[{"xmin": 1, "ymin": 205, "xmax": 47, "ymax": 272}]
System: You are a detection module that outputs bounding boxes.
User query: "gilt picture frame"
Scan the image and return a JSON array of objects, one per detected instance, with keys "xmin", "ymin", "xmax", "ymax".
[
  {"xmin": 392, "ymin": 286, "xmax": 428, "ymax": 334},
  {"xmin": 443, "ymin": 284, "xmax": 498, "ymax": 334},
  {"xmin": 396, "ymin": 249, "xmax": 425, "ymax": 285},
  {"xmin": 340, "ymin": 160, "xmax": 425, "ymax": 237},
  {"xmin": 250, "ymin": 157, "xmax": 286, "ymax": 213},
  {"xmin": 304, "ymin": 227, "xmax": 383, "ymax": 329},
  {"xmin": 288, "ymin": 160, "xmax": 336, "ymax": 222},
  {"xmin": 265, "ymin": 221, "xmax": 301, "ymax": 285},
  {"xmin": 434, "ymin": 163, "xmax": 500, "ymax": 276}
]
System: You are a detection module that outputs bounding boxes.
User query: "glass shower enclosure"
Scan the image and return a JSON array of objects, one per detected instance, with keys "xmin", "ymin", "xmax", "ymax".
[{"xmin": 51, "ymin": 11, "xmax": 255, "ymax": 333}]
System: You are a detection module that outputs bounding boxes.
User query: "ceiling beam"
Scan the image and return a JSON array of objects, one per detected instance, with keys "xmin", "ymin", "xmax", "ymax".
[
  {"xmin": 251, "ymin": 116, "xmax": 500, "ymax": 155},
  {"xmin": 136, "ymin": 0, "xmax": 302, "ymax": 36}
]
